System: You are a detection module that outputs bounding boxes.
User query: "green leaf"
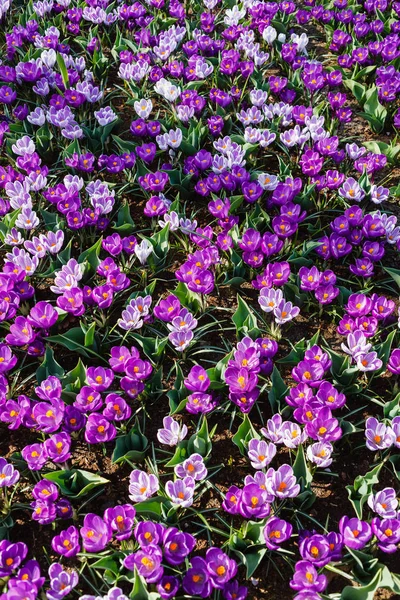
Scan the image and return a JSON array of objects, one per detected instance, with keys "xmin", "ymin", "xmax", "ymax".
[
  {"xmin": 78, "ymin": 237, "xmax": 103, "ymax": 273},
  {"xmin": 63, "ymin": 358, "xmax": 87, "ymax": 391},
  {"xmin": 389, "ymin": 455, "xmax": 400, "ymax": 481},
  {"xmin": 232, "ymin": 295, "xmax": 258, "ymax": 335},
  {"xmin": 341, "ymin": 568, "xmax": 384, "ymax": 600},
  {"xmin": 36, "ymin": 346, "xmax": 65, "ymax": 384},
  {"xmin": 232, "ymin": 415, "xmax": 259, "ymax": 456},
  {"xmin": 383, "ymin": 266, "xmax": 400, "ymax": 290},
  {"xmin": 47, "ymin": 328, "xmax": 104, "ymax": 361},
  {"xmin": 134, "ymin": 497, "xmax": 172, "ymax": 519},
  {"xmin": 268, "ymin": 366, "xmax": 288, "ymax": 413},
  {"xmin": 112, "ymin": 420, "xmax": 148, "ymax": 464},
  {"xmin": 91, "ymin": 554, "xmax": 123, "ymax": 574},
  {"xmin": 384, "ymin": 393, "xmax": 400, "ymax": 419},
  {"xmin": 343, "ymin": 79, "xmax": 366, "ymax": 103},
  {"xmin": 43, "ymin": 469, "xmax": 109, "ymax": 498},
  {"xmin": 187, "ymin": 415, "xmax": 213, "ymax": 457},
  {"xmin": 130, "ymin": 566, "xmax": 161, "ymax": 600},
  {"xmin": 56, "ymin": 52, "xmax": 70, "ymax": 88},
  {"xmin": 113, "ymin": 202, "xmax": 135, "ymax": 233},
  {"xmin": 165, "ymin": 441, "xmax": 189, "ymax": 467},
  {"xmin": 230, "ymin": 547, "xmax": 267, "ymax": 578},
  {"xmin": 345, "ymin": 463, "xmax": 383, "ymax": 519}
]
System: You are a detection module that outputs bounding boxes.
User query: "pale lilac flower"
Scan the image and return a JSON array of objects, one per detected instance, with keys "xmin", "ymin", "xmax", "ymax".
[
  {"xmin": 165, "ymin": 476, "xmax": 195, "ymax": 507},
  {"xmin": 157, "ymin": 417, "xmax": 188, "ymax": 446},
  {"xmin": 134, "ymin": 99, "xmax": 152, "ymax": 119},
  {"xmin": 15, "ymin": 208, "xmax": 40, "ymax": 230},
  {"xmin": 247, "ymin": 439, "xmax": 277, "ymax": 469},
  {"xmin": 12, "ymin": 136, "xmax": 36, "ymax": 156},
  {"xmin": 274, "ymin": 300, "xmax": 300, "ymax": 325},
  {"xmin": 168, "ymin": 330, "xmax": 193, "ymax": 351},
  {"xmin": 94, "ymin": 107, "xmax": 117, "ymax": 126},
  {"xmin": 356, "ymin": 351, "xmax": 382, "ymax": 372},
  {"xmin": 281, "ymin": 422, "xmax": 308, "ymax": 448},
  {"xmin": 261, "ymin": 414, "xmax": 283, "ymax": 443},
  {"xmin": 129, "ymin": 470, "xmax": 159, "ymax": 503},
  {"xmin": 365, "ymin": 417, "xmax": 395, "ymax": 451},
  {"xmin": 258, "ymin": 288, "xmax": 283, "ymax": 313},
  {"xmin": 307, "ymin": 442, "xmax": 333, "ymax": 468},
  {"xmin": 368, "ymin": 488, "xmax": 398, "ymax": 518},
  {"xmin": 175, "ymin": 454, "xmax": 207, "ymax": 480},
  {"xmin": 339, "ymin": 177, "xmax": 365, "ymax": 202}
]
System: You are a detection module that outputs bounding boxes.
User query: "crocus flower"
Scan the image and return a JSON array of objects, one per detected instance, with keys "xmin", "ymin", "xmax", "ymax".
[
  {"xmin": 368, "ymin": 488, "xmax": 398, "ymax": 519},
  {"xmin": 163, "ymin": 527, "xmax": 196, "ymax": 565},
  {"xmin": 103, "ymin": 504, "xmax": 136, "ymax": 541},
  {"xmin": 365, "ymin": 417, "xmax": 395, "ymax": 451},
  {"xmin": 129, "ymin": 470, "xmax": 159, "ymax": 502},
  {"xmin": 80, "ymin": 514, "xmax": 112, "ymax": 552},
  {"xmin": 267, "ymin": 464, "xmax": 300, "ymax": 499},
  {"xmin": 183, "ymin": 557, "xmax": 212, "ymax": 597},
  {"xmin": 290, "ymin": 560, "xmax": 327, "ymax": 593},
  {"xmin": 175, "ymin": 454, "xmax": 207, "ymax": 481},
  {"xmin": 124, "ymin": 545, "xmax": 163, "ymax": 583},
  {"xmin": 85, "ymin": 414, "xmax": 116, "ymax": 444},
  {"xmin": 157, "ymin": 416, "xmax": 188, "ymax": 446},
  {"xmin": 247, "ymin": 439, "xmax": 277, "ymax": 469},
  {"xmin": 338, "ymin": 516, "xmax": 372, "ymax": 551},
  {"xmin": 51, "ymin": 526, "xmax": 80, "ymax": 558},
  {"xmin": 0, "ymin": 458, "xmax": 19, "ymax": 487},
  {"xmin": 47, "ymin": 563, "xmax": 79, "ymax": 600},
  {"xmin": 165, "ymin": 476, "xmax": 195, "ymax": 507},
  {"xmin": 371, "ymin": 518, "xmax": 400, "ymax": 553},
  {"xmin": 264, "ymin": 517, "xmax": 293, "ymax": 550}
]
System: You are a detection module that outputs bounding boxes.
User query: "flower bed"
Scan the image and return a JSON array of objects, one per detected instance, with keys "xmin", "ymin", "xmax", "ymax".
[{"xmin": 0, "ymin": 0, "xmax": 400, "ymax": 598}]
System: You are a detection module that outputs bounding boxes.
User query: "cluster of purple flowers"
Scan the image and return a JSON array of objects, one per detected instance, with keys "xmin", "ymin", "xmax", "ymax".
[
  {"xmin": 31, "ymin": 480, "xmax": 72, "ymax": 526},
  {"xmin": 316, "ymin": 208, "xmax": 397, "ymax": 279},
  {"xmin": 154, "ymin": 294, "xmax": 199, "ymax": 353},
  {"xmin": 224, "ymin": 336, "xmax": 278, "ymax": 413},
  {"xmin": 338, "ymin": 293, "xmax": 395, "ymax": 371}
]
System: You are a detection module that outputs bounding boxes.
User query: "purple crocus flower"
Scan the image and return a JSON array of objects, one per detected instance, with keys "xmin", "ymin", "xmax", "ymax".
[
  {"xmin": 103, "ymin": 504, "xmax": 136, "ymax": 541},
  {"xmin": 183, "ymin": 557, "xmax": 212, "ymax": 597},
  {"xmin": 85, "ymin": 414, "xmax": 116, "ymax": 444},
  {"xmin": 264, "ymin": 516, "xmax": 293, "ymax": 550},
  {"xmin": 135, "ymin": 522, "xmax": 165, "ymax": 548},
  {"xmin": 47, "ymin": 563, "xmax": 79, "ymax": 600},
  {"xmin": 157, "ymin": 576, "xmax": 180, "ymax": 599},
  {"xmin": 368, "ymin": 488, "xmax": 398, "ymax": 518},
  {"xmin": 0, "ymin": 542, "xmax": 27, "ymax": 576},
  {"xmin": 206, "ymin": 547, "xmax": 238, "ymax": 589},
  {"xmin": 299, "ymin": 534, "xmax": 331, "ymax": 567},
  {"xmin": 6, "ymin": 316, "xmax": 36, "ymax": 346},
  {"xmin": 80, "ymin": 514, "xmax": 112, "ymax": 552},
  {"xmin": 339, "ymin": 516, "xmax": 372, "ymax": 550},
  {"xmin": 290, "ymin": 560, "xmax": 327, "ymax": 593},
  {"xmin": 51, "ymin": 526, "xmax": 80, "ymax": 558},
  {"xmin": 86, "ymin": 367, "xmax": 114, "ymax": 391},
  {"xmin": 371, "ymin": 518, "xmax": 400, "ymax": 553},
  {"xmin": 305, "ymin": 407, "xmax": 342, "ymax": 442},
  {"xmin": 163, "ymin": 527, "xmax": 196, "ymax": 565},
  {"xmin": 44, "ymin": 433, "xmax": 71, "ymax": 463},
  {"xmin": 124, "ymin": 545, "xmax": 163, "ymax": 583}
]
